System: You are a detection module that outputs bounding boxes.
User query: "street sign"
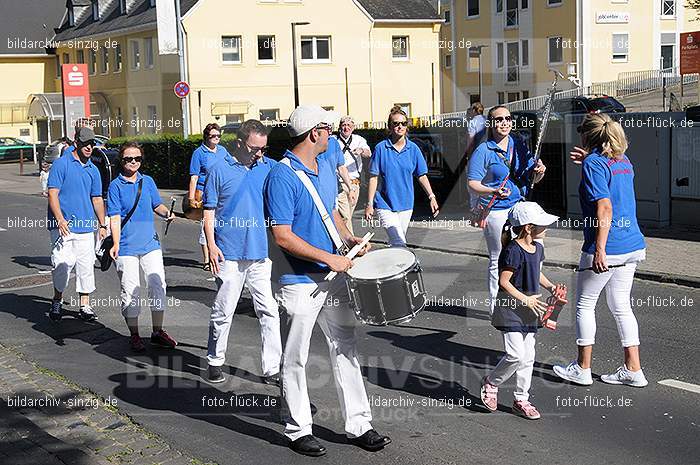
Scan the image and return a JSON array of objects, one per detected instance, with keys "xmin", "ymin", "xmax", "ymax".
[
  {"xmin": 174, "ymin": 81, "xmax": 190, "ymax": 98},
  {"xmin": 61, "ymin": 64, "xmax": 91, "ymax": 137},
  {"xmin": 680, "ymin": 31, "xmax": 700, "ymax": 75}
]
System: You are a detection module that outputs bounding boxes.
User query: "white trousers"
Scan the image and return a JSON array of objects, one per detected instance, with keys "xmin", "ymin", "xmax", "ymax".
[
  {"xmin": 488, "ymin": 331, "xmax": 536, "ymax": 402},
  {"xmin": 483, "ymin": 208, "xmax": 511, "ymax": 312},
  {"xmin": 115, "ymin": 249, "xmax": 166, "ymax": 319},
  {"xmin": 377, "ymin": 208, "xmax": 412, "ymax": 247},
  {"xmin": 207, "ymin": 259, "xmax": 282, "ymax": 377},
  {"xmin": 575, "ymin": 252, "xmax": 643, "ymax": 347},
  {"xmin": 50, "ymin": 230, "xmax": 95, "ymax": 294},
  {"xmin": 275, "ymin": 278, "xmax": 373, "ymax": 441}
]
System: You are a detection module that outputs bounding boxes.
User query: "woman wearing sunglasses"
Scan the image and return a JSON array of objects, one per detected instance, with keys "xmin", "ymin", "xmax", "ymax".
[
  {"xmin": 108, "ymin": 142, "xmax": 177, "ymax": 352},
  {"xmin": 364, "ymin": 105, "xmax": 440, "ymax": 247},
  {"xmin": 467, "ymin": 106, "xmax": 546, "ymax": 313},
  {"xmin": 189, "ymin": 123, "xmax": 231, "ymax": 270}
]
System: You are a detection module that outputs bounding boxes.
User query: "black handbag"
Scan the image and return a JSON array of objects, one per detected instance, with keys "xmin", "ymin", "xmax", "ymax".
[{"xmin": 97, "ymin": 179, "xmax": 143, "ymax": 271}]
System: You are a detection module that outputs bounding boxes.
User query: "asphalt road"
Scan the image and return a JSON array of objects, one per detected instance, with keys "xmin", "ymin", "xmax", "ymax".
[{"xmin": 0, "ymin": 191, "xmax": 698, "ymax": 465}]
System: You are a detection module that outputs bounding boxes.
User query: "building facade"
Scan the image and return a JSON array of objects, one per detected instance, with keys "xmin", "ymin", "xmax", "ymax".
[
  {"xmin": 49, "ymin": 0, "xmax": 442, "ymax": 139},
  {"xmin": 439, "ymin": 0, "xmax": 700, "ymax": 112}
]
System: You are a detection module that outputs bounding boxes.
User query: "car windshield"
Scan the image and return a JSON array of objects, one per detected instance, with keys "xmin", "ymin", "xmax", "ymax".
[{"xmin": 589, "ymin": 98, "xmax": 615, "ymax": 110}]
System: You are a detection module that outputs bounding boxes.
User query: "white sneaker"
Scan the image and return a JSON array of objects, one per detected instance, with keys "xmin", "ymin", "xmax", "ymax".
[
  {"xmin": 600, "ymin": 365, "xmax": 648, "ymax": 387},
  {"xmin": 553, "ymin": 361, "xmax": 593, "ymax": 386}
]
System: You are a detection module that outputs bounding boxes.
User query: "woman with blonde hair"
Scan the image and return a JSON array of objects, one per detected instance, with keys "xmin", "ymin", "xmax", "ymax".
[
  {"xmin": 364, "ymin": 106, "xmax": 439, "ymax": 246},
  {"xmin": 554, "ymin": 113, "xmax": 648, "ymax": 387}
]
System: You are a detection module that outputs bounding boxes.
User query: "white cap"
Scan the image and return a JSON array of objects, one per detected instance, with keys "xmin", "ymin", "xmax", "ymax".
[
  {"xmin": 509, "ymin": 201, "xmax": 559, "ymax": 227},
  {"xmin": 287, "ymin": 105, "xmax": 340, "ymax": 137}
]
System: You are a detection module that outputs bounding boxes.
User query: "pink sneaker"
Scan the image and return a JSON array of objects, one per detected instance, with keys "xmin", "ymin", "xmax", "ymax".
[
  {"xmin": 480, "ymin": 377, "xmax": 498, "ymax": 412},
  {"xmin": 513, "ymin": 400, "xmax": 541, "ymax": 420}
]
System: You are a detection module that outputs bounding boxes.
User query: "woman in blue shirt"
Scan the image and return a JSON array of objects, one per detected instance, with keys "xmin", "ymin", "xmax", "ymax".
[
  {"xmin": 108, "ymin": 142, "xmax": 177, "ymax": 353},
  {"xmin": 554, "ymin": 113, "xmax": 648, "ymax": 388},
  {"xmin": 188, "ymin": 123, "xmax": 230, "ymax": 270},
  {"xmin": 467, "ymin": 106, "xmax": 546, "ymax": 312},
  {"xmin": 364, "ymin": 106, "xmax": 439, "ymax": 247}
]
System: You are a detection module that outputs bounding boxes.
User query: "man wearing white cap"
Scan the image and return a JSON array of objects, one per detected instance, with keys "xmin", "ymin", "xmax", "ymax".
[{"xmin": 264, "ymin": 105, "xmax": 391, "ymax": 457}]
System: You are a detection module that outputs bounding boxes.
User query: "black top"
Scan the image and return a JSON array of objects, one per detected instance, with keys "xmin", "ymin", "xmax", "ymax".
[{"xmin": 491, "ymin": 240, "xmax": 544, "ymax": 333}]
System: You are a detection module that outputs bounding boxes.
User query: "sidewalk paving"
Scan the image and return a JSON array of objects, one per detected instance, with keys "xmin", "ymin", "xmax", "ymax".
[
  {"xmin": 0, "ymin": 343, "xmax": 211, "ymax": 465},
  {"xmin": 2, "ymin": 161, "xmax": 698, "ymax": 287}
]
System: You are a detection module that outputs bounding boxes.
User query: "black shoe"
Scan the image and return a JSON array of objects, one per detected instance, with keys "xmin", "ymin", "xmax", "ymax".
[
  {"xmin": 289, "ymin": 435, "xmax": 326, "ymax": 457},
  {"xmin": 263, "ymin": 373, "xmax": 280, "ymax": 386},
  {"xmin": 49, "ymin": 300, "xmax": 63, "ymax": 322},
  {"xmin": 78, "ymin": 305, "xmax": 97, "ymax": 321},
  {"xmin": 349, "ymin": 429, "xmax": 391, "ymax": 452},
  {"xmin": 207, "ymin": 365, "xmax": 225, "ymax": 384}
]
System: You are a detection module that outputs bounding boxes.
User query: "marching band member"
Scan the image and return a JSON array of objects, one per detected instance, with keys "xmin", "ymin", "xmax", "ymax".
[
  {"xmin": 189, "ymin": 123, "xmax": 230, "ymax": 271},
  {"xmin": 202, "ymin": 120, "xmax": 282, "ymax": 386},
  {"xmin": 264, "ymin": 105, "xmax": 390, "ymax": 457},
  {"xmin": 47, "ymin": 127, "xmax": 107, "ymax": 322},
  {"xmin": 332, "ymin": 116, "xmax": 371, "ymax": 234},
  {"xmin": 364, "ymin": 105, "xmax": 439, "ymax": 247},
  {"xmin": 108, "ymin": 142, "xmax": 177, "ymax": 352},
  {"xmin": 467, "ymin": 106, "xmax": 546, "ymax": 313},
  {"xmin": 554, "ymin": 113, "xmax": 648, "ymax": 387}
]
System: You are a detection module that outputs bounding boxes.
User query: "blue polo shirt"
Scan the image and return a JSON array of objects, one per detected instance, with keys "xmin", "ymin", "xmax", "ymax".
[
  {"xmin": 319, "ymin": 137, "xmax": 344, "ymax": 169},
  {"xmin": 203, "ymin": 154, "xmax": 276, "ymax": 261},
  {"xmin": 61, "ymin": 145, "xmax": 75, "ymax": 157},
  {"xmin": 107, "ymin": 173, "xmax": 163, "ymax": 256},
  {"xmin": 467, "ymin": 136, "xmax": 535, "ymax": 210},
  {"xmin": 264, "ymin": 150, "xmax": 339, "ymax": 284},
  {"xmin": 579, "ymin": 151, "xmax": 645, "ymax": 255},
  {"xmin": 190, "ymin": 144, "xmax": 230, "ymax": 192},
  {"xmin": 369, "ymin": 138, "xmax": 429, "ymax": 212},
  {"xmin": 47, "ymin": 153, "xmax": 102, "ymax": 233}
]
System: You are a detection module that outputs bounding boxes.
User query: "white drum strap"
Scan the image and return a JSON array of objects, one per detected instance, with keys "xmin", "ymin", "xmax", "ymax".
[{"xmin": 280, "ymin": 158, "xmax": 348, "ymax": 254}]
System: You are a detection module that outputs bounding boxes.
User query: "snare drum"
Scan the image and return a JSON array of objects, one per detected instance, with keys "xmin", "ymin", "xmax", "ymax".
[{"xmin": 346, "ymin": 248, "xmax": 426, "ymax": 326}]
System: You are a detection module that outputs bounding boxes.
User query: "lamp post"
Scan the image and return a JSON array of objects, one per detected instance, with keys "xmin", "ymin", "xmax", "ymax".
[{"xmin": 291, "ymin": 22, "xmax": 310, "ymax": 108}]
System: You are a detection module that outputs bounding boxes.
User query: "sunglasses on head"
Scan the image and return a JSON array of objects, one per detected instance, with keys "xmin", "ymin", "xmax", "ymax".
[
  {"xmin": 492, "ymin": 115, "xmax": 512, "ymax": 123},
  {"xmin": 123, "ymin": 156, "xmax": 142, "ymax": 164},
  {"xmin": 391, "ymin": 121, "xmax": 408, "ymax": 127}
]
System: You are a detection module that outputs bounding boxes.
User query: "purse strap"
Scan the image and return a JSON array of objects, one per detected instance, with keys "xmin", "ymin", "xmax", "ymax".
[{"xmin": 121, "ymin": 178, "xmax": 143, "ymax": 228}]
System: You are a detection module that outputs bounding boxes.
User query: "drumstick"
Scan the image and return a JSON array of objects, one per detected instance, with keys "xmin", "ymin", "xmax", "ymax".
[
  {"xmin": 164, "ymin": 197, "xmax": 176, "ymax": 236},
  {"xmin": 310, "ymin": 232, "xmax": 374, "ymax": 298},
  {"xmin": 575, "ymin": 264, "xmax": 626, "ymax": 272}
]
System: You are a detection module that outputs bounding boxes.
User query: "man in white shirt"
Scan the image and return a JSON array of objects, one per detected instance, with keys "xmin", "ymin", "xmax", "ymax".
[{"xmin": 332, "ymin": 116, "xmax": 371, "ymax": 233}]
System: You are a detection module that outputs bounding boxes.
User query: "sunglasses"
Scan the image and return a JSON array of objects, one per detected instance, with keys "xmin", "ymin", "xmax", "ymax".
[
  {"xmin": 79, "ymin": 140, "xmax": 96, "ymax": 148},
  {"xmin": 209, "ymin": 133, "xmax": 221, "ymax": 139},
  {"xmin": 391, "ymin": 121, "xmax": 408, "ymax": 127},
  {"xmin": 492, "ymin": 116, "xmax": 512, "ymax": 123},
  {"xmin": 246, "ymin": 143, "xmax": 269, "ymax": 154},
  {"xmin": 123, "ymin": 156, "xmax": 142, "ymax": 163},
  {"xmin": 315, "ymin": 124, "xmax": 332, "ymax": 133}
]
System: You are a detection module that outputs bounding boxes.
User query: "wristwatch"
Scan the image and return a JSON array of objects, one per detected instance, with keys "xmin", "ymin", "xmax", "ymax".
[{"xmin": 99, "ymin": 224, "xmax": 108, "ymax": 230}]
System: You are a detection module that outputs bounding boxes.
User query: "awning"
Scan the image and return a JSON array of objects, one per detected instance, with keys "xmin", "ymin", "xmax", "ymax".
[
  {"xmin": 26, "ymin": 92, "xmax": 111, "ymax": 121},
  {"xmin": 210, "ymin": 101, "xmax": 251, "ymax": 116}
]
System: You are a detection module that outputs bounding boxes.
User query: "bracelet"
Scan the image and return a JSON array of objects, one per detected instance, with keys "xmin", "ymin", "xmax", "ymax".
[
  {"xmin": 99, "ymin": 224, "xmax": 108, "ymax": 229},
  {"xmin": 427, "ymin": 194, "xmax": 436, "ymax": 200}
]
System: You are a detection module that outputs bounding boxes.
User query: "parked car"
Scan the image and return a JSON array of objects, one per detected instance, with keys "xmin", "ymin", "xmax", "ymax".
[
  {"xmin": 0, "ymin": 137, "xmax": 35, "ymax": 162},
  {"xmin": 546, "ymin": 95, "xmax": 626, "ymax": 115}
]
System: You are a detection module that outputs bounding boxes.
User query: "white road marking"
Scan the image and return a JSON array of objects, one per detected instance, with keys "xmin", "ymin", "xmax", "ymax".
[
  {"xmin": 658, "ymin": 379, "xmax": 700, "ymax": 394},
  {"xmin": 0, "ymin": 227, "xmax": 6, "ymax": 231}
]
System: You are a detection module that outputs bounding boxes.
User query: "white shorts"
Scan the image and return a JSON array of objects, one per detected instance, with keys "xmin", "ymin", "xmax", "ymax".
[{"xmin": 50, "ymin": 230, "xmax": 96, "ymax": 294}]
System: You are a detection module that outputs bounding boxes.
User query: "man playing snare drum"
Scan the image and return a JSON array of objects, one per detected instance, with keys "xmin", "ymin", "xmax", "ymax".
[{"xmin": 263, "ymin": 105, "xmax": 391, "ymax": 457}]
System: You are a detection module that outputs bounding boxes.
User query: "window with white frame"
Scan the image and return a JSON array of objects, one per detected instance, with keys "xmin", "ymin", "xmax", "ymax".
[
  {"xmin": 144, "ymin": 37, "xmax": 154, "ymax": 68},
  {"xmin": 258, "ymin": 35, "xmax": 276, "ymax": 62},
  {"xmin": 467, "ymin": 0, "xmax": 479, "ymax": 17},
  {"xmin": 225, "ymin": 114, "xmax": 244, "ymax": 125},
  {"xmin": 521, "ymin": 0, "xmax": 528, "ymax": 8},
  {"xmin": 301, "ymin": 36, "xmax": 331, "ymax": 62},
  {"xmin": 467, "ymin": 47, "xmax": 480, "ymax": 71},
  {"xmin": 496, "ymin": 0, "xmax": 503, "ymax": 14},
  {"xmin": 147, "ymin": 105, "xmax": 157, "ymax": 133},
  {"xmin": 444, "ymin": 53, "xmax": 452, "ymax": 68},
  {"xmin": 497, "ymin": 42, "xmax": 504, "ymax": 68},
  {"xmin": 660, "ymin": 32, "xmax": 675, "ymax": 69},
  {"xmin": 101, "ymin": 47, "xmax": 109, "ymax": 73},
  {"xmin": 505, "ymin": 0, "xmax": 518, "ymax": 27},
  {"xmin": 507, "ymin": 92, "xmax": 520, "ymax": 102},
  {"xmin": 548, "ymin": 37, "xmax": 563, "ymax": 63},
  {"xmin": 394, "ymin": 103, "xmax": 411, "ymax": 116},
  {"xmin": 497, "ymin": 92, "xmax": 505, "ymax": 104},
  {"xmin": 260, "ymin": 109, "xmax": 280, "ymax": 121},
  {"xmin": 114, "ymin": 44, "xmax": 122, "ymax": 72},
  {"xmin": 222, "ymin": 36, "xmax": 242, "ymax": 64},
  {"xmin": 548, "ymin": 0, "xmax": 562, "ymax": 5},
  {"xmin": 521, "ymin": 40, "xmax": 529, "ymax": 67},
  {"xmin": 506, "ymin": 42, "xmax": 520, "ymax": 83},
  {"xmin": 130, "ymin": 40, "xmax": 140, "ymax": 70},
  {"xmin": 392, "ymin": 36, "xmax": 409, "ymax": 60},
  {"xmin": 612, "ymin": 33, "xmax": 629, "ymax": 61},
  {"xmin": 661, "ymin": 0, "xmax": 675, "ymax": 17},
  {"xmin": 89, "ymin": 49, "xmax": 97, "ymax": 74}
]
